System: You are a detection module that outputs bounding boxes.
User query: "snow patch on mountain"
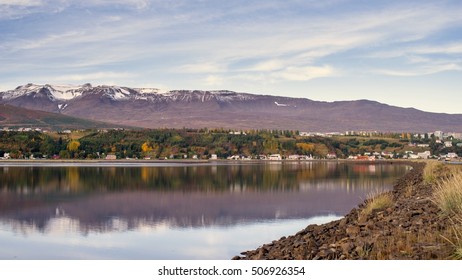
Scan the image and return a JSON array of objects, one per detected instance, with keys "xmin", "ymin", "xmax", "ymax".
[{"xmin": 0, "ymin": 83, "xmax": 257, "ymax": 103}]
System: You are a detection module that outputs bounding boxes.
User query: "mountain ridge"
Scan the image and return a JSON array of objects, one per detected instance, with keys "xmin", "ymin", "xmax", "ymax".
[
  {"xmin": 1, "ymin": 83, "xmax": 461, "ymax": 132},
  {"xmin": 0, "ymin": 104, "xmax": 132, "ymax": 130}
]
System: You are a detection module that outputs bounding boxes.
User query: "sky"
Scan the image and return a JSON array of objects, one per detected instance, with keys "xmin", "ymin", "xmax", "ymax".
[{"xmin": 1, "ymin": 0, "xmax": 462, "ymax": 113}]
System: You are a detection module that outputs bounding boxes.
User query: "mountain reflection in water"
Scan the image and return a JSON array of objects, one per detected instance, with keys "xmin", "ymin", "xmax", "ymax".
[{"xmin": 0, "ymin": 161, "xmax": 410, "ymax": 259}]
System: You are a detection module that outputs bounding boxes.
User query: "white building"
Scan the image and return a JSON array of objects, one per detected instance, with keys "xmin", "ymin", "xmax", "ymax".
[
  {"xmin": 444, "ymin": 141, "xmax": 453, "ymax": 148},
  {"xmin": 288, "ymin": 155, "xmax": 300, "ymax": 160},
  {"xmin": 447, "ymin": 153, "xmax": 458, "ymax": 158},
  {"xmin": 417, "ymin": 151, "xmax": 431, "ymax": 159},
  {"xmin": 268, "ymin": 154, "xmax": 282, "ymax": 160},
  {"xmin": 434, "ymin": 131, "xmax": 443, "ymax": 139}
]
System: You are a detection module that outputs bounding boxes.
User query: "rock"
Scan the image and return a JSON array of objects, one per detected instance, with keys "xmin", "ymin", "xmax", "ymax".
[
  {"xmin": 234, "ymin": 162, "xmax": 454, "ymax": 260},
  {"xmin": 346, "ymin": 225, "xmax": 360, "ymax": 237}
]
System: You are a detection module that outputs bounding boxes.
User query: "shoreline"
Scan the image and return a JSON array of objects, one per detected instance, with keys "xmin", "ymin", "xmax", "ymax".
[
  {"xmin": 234, "ymin": 161, "xmax": 456, "ymax": 260},
  {"xmin": 0, "ymin": 158, "xmax": 412, "ymax": 164}
]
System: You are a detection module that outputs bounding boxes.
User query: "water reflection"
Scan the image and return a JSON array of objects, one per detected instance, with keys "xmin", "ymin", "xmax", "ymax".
[{"xmin": 0, "ymin": 162, "xmax": 409, "ymax": 259}]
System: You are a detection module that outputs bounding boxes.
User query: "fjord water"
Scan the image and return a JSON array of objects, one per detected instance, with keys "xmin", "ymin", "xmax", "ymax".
[{"xmin": 0, "ymin": 161, "xmax": 409, "ymax": 259}]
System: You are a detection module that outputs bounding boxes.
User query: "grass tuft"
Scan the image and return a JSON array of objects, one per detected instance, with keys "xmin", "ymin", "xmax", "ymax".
[
  {"xmin": 423, "ymin": 161, "xmax": 444, "ymax": 184},
  {"xmin": 433, "ymin": 167, "xmax": 462, "ymax": 259},
  {"xmin": 433, "ymin": 171, "xmax": 462, "ymax": 216},
  {"xmin": 361, "ymin": 191, "xmax": 394, "ymax": 217}
]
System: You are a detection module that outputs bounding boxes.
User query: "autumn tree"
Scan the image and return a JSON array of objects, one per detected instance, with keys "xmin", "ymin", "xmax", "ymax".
[
  {"xmin": 141, "ymin": 141, "xmax": 153, "ymax": 155},
  {"xmin": 67, "ymin": 140, "xmax": 80, "ymax": 152},
  {"xmin": 67, "ymin": 140, "xmax": 80, "ymax": 158}
]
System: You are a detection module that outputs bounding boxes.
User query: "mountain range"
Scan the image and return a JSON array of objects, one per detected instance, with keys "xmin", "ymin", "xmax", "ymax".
[{"xmin": 1, "ymin": 83, "xmax": 461, "ymax": 132}]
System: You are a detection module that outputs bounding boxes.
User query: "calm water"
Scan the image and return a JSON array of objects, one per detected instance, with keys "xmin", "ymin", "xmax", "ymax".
[{"xmin": 0, "ymin": 161, "xmax": 410, "ymax": 259}]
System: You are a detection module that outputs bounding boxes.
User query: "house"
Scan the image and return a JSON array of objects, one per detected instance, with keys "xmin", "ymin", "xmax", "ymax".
[
  {"xmin": 1, "ymin": 153, "xmax": 10, "ymax": 159},
  {"xmin": 229, "ymin": 131, "xmax": 247, "ymax": 135},
  {"xmin": 299, "ymin": 155, "xmax": 313, "ymax": 160},
  {"xmin": 434, "ymin": 131, "xmax": 443, "ymax": 139},
  {"xmin": 417, "ymin": 151, "xmax": 431, "ymax": 159},
  {"xmin": 444, "ymin": 141, "xmax": 453, "ymax": 148},
  {"xmin": 408, "ymin": 154, "xmax": 420, "ymax": 159},
  {"xmin": 381, "ymin": 151, "xmax": 394, "ymax": 158},
  {"xmin": 210, "ymin": 154, "xmax": 218, "ymax": 160},
  {"xmin": 447, "ymin": 153, "xmax": 458, "ymax": 159},
  {"xmin": 227, "ymin": 155, "xmax": 241, "ymax": 160},
  {"xmin": 268, "ymin": 154, "xmax": 282, "ymax": 160},
  {"xmin": 288, "ymin": 155, "xmax": 301, "ymax": 160},
  {"xmin": 417, "ymin": 144, "xmax": 430, "ymax": 147},
  {"xmin": 105, "ymin": 154, "xmax": 117, "ymax": 160},
  {"xmin": 326, "ymin": 153, "xmax": 337, "ymax": 159}
]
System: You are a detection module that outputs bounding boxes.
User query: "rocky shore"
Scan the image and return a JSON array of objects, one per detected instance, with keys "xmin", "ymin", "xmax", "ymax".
[{"xmin": 234, "ymin": 162, "xmax": 456, "ymax": 260}]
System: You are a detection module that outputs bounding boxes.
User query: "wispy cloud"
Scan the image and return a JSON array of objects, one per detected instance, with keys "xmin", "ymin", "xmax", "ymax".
[
  {"xmin": 272, "ymin": 65, "xmax": 337, "ymax": 81},
  {"xmin": 176, "ymin": 62, "xmax": 226, "ymax": 74},
  {"xmin": 1, "ymin": 0, "xmax": 462, "ymax": 112},
  {"xmin": 0, "ymin": 0, "xmax": 43, "ymax": 6},
  {"xmin": 376, "ymin": 63, "xmax": 461, "ymax": 77}
]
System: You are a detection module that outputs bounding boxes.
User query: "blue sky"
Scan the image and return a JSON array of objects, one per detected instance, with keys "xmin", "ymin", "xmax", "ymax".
[{"xmin": 1, "ymin": 0, "xmax": 461, "ymax": 113}]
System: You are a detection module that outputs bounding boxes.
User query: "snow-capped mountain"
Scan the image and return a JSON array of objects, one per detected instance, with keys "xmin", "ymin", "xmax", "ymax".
[
  {"xmin": 2, "ymin": 83, "xmax": 462, "ymax": 132},
  {"xmin": 1, "ymin": 83, "xmax": 164, "ymax": 102},
  {"xmin": 0, "ymin": 83, "xmax": 255, "ymax": 104}
]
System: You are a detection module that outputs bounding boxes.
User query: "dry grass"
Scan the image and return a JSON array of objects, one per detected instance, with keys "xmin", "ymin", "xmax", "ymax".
[
  {"xmin": 433, "ymin": 171, "xmax": 462, "ymax": 216},
  {"xmin": 454, "ymin": 225, "xmax": 462, "ymax": 260},
  {"xmin": 404, "ymin": 182, "xmax": 415, "ymax": 198},
  {"xmin": 361, "ymin": 191, "xmax": 394, "ymax": 218},
  {"xmin": 423, "ymin": 160, "xmax": 443, "ymax": 184},
  {"xmin": 432, "ymin": 167, "xmax": 462, "ymax": 259},
  {"xmin": 373, "ymin": 227, "xmax": 453, "ymax": 260},
  {"xmin": 439, "ymin": 216, "xmax": 462, "ymax": 260}
]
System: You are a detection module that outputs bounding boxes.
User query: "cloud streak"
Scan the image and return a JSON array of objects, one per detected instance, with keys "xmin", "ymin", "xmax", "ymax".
[{"xmin": 1, "ymin": 0, "xmax": 462, "ymax": 112}]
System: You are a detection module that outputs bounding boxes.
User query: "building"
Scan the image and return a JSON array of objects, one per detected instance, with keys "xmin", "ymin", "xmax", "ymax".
[
  {"xmin": 447, "ymin": 153, "xmax": 458, "ymax": 159},
  {"xmin": 105, "ymin": 154, "xmax": 117, "ymax": 160},
  {"xmin": 288, "ymin": 155, "xmax": 300, "ymax": 160},
  {"xmin": 210, "ymin": 154, "xmax": 218, "ymax": 160},
  {"xmin": 326, "ymin": 153, "xmax": 337, "ymax": 159},
  {"xmin": 1, "ymin": 153, "xmax": 10, "ymax": 159},
  {"xmin": 268, "ymin": 154, "xmax": 282, "ymax": 160},
  {"xmin": 434, "ymin": 131, "xmax": 443, "ymax": 139},
  {"xmin": 417, "ymin": 151, "xmax": 431, "ymax": 159}
]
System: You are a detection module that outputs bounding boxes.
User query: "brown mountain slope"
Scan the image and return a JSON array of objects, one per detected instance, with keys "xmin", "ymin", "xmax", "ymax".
[
  {"xmin": 0, "ymin": 104, "xmax": 127, "ymax": 130},
  {"xmin": 1, "ymin": 84, "xmax": 461, "ymax": 132}
]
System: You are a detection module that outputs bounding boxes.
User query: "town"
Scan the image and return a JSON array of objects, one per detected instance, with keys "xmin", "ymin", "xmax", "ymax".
[{"xmin": 1, "ymin": 127, "xmax": 461, "ymax": 161}]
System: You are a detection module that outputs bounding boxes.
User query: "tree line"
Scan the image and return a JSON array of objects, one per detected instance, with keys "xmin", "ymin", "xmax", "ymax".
[{"xmin": 0, "ymin": 129, "xmax": 461, "ymax": 160}]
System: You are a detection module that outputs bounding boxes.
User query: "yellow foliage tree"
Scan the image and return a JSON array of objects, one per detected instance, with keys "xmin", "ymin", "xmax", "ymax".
[
  {"xmin": 141, "ymin": 142, "xmax": 153, "ymax": 153},
  {"xmin": 296, "ymin": 143, "xmax": 315, "ymax": 152},
  {"xmin": 67, "ymin": 140, "xmax": 80, "ymax": 152}
]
